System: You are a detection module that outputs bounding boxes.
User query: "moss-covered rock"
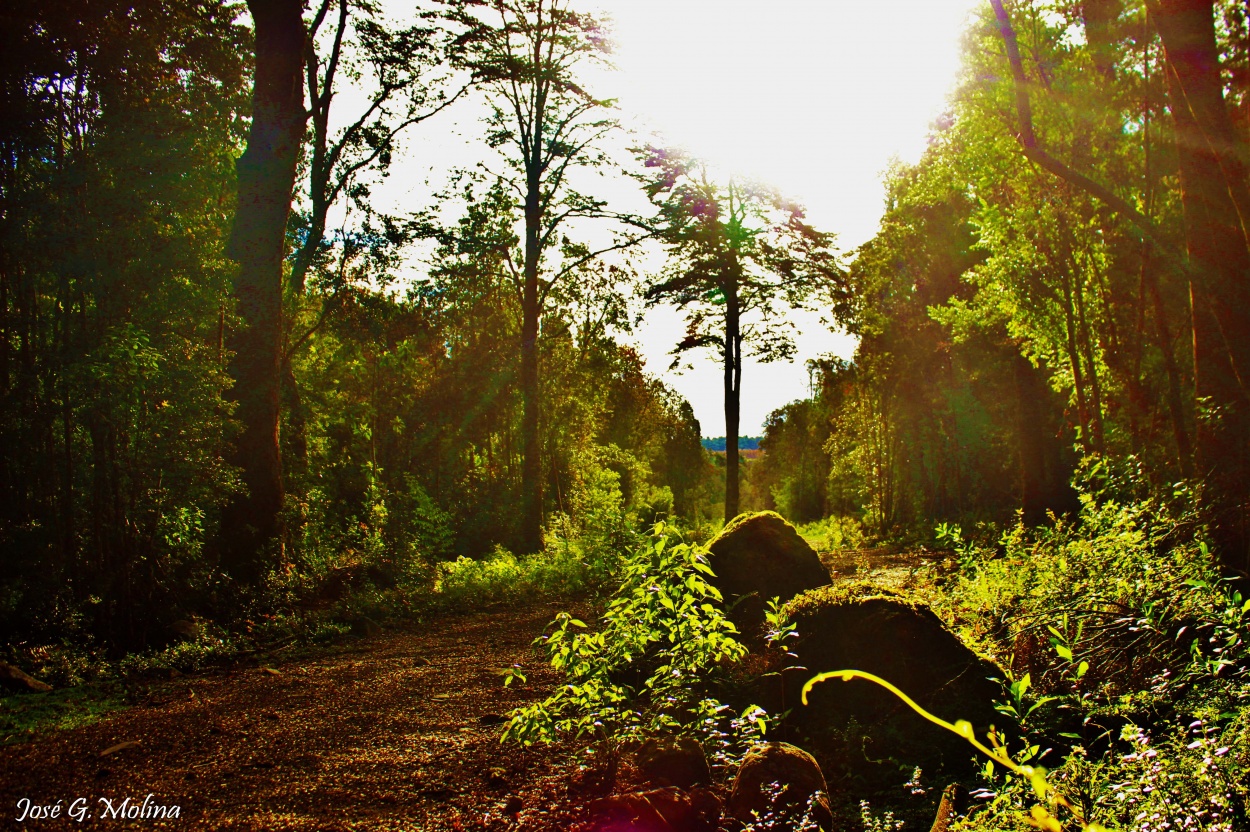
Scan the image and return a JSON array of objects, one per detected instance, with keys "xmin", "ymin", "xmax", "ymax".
[
  {"xmin": 707, "ymin": 512, "xmax": 830, "ymax": 641},
  {"xmin": 727, "ymin": 741, "xmax": 832, "ymax": 830},
  {"xmin": 783, "ymin": 584, "xmax": 1006, "ymax": 780}
]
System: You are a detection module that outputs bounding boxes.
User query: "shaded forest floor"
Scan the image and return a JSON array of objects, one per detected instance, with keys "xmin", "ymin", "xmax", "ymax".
[
  {"xmin": 1, "ymin": 545, "xmax": 941, "ymax": 830},
  {"xmin": 0, "ymin": 602, "xmax": 597, "ymax": 830}
]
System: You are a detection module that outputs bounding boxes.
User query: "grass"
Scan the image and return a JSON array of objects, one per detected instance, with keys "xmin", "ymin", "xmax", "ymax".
[{"xmin": 1, "ymin": 684, "xmax": 126, "ymax": 745}]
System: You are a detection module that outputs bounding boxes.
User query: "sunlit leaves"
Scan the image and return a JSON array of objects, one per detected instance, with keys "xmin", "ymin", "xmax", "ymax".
[{"xmin": 504, "ymin": 522, "xmax": 749, "ymax": 746}]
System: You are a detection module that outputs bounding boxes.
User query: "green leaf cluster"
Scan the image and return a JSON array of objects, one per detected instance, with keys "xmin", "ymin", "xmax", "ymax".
[{"xmin": 504, "ymin": 522, "xmax": 752, "ymax": 747}]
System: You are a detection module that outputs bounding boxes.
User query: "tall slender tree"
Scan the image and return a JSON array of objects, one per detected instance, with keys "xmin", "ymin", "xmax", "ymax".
[
  {"xmin": 282, "ymin": 0, "xmax": 466, "ymax": 484},
  {"xmin": 443, "ymin": 0, "xmax": 647, "ymax": 551},
  {"xmin": 640, "ymin": 149, "xmax": 843, "ymax": 522}
]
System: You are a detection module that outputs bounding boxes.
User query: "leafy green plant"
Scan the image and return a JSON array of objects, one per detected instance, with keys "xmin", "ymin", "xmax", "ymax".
[
  {"xmin": 992, "ymin": 670, "xmax": 1059, "ymax": 732},
  {"xmin": 889, "ymin": 488, "xmax": 1250, "ymax": 828},
  {"xmin": 498, "ymin": 664, "xmax": 527, "ymax": 688},
  {"xmin": 763, "ymin": 596, "xmax": 799, "ymax": 658},
  {"xmin": 504, "ymin": 522, "xmax": 757, "ymax": 754},
  {"xmin": 859, "ymin": 799, "xmax": 905, "ymax": 832},
  {"xmin": 434, "ymin": 545, "xmax": 587, "ymax": 608},
  {"xmin": 935, "ymin": 520, "xmax": 988, "ymax": 574}
]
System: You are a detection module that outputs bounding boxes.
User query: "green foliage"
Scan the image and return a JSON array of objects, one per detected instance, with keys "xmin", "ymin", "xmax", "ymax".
[
  {"xmin": 434, "ymin": 546, "xmax": 588, "ymax": 609},
  {"xmin": 796, "ymin": 515, "xmax": 868, "ymax": 553},
  {"xmin": 0, "ymin": 0, "xmax": 249, "ymax": 649},
  {"xmin": 763, "ymin": 596, "xmax": 799, "ymax": 658},
  {"xmin": 1, "ymin": 687, "xmax": 127, "ymax": 745},
  {"xmin": 924, "ymin": 488, "xmax": 1250, "ymax": 828},
  {"xmin": 858, "ymin": 800, "xmax": 905, "ymax": 832},
  {"xmin": 504, "ymin": 523, "xmax": 757, "ymax": 752}
]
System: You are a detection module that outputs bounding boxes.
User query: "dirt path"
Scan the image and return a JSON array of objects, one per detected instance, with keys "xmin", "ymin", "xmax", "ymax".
[
  {"xmin": 1, "ymin": 603, "xmax": 586, "ymax": 831},
  {"xmin": 821, "ymin": 546, "xmax": 945, "ymax": 589}
]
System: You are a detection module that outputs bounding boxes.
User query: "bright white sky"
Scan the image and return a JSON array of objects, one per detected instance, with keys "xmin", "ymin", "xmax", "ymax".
[{"xmin": 379, "ymin": 0, "xmax": 982, "ymax": 436}]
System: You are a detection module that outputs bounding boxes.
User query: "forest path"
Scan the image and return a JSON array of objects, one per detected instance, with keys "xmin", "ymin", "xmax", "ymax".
[
  {"xmin": 820, "ymin": 545, "xmax": 944, "ymax": 590},
  {"xmin": 1, "ymin": 603, "xmax": 582, "ymax": 831}
]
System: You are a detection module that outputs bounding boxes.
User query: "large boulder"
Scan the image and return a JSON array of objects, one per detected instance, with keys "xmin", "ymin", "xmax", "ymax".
[
  {"xmin": 707, "ymin": 512, "xmax": 830, "ymax": 641},
  {"xmin": 783, "ymin": 584, "xmax": 1006, "ymax": 779},
  {"xmin": 727, "ymin": 742, "xmax": 832, "ymax": 830}
]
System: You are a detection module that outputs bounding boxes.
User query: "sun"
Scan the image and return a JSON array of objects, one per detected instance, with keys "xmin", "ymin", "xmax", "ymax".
[
  {"xmin": 578, "ymin": 0, "xmax": 982, "ymax": 434},
  {"xmin": 588, "ymin": 0, "xmax": 982, "ymax": 247}
]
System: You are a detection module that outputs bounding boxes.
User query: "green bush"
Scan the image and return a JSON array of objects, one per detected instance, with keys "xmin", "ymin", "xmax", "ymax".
[
  {"xmin": 504, "ymin": 522, "xmax": 766, "ymax": 764},
  {"xmin": 434, "ymin": 544, "xmax": 588, "ymax": 607}
]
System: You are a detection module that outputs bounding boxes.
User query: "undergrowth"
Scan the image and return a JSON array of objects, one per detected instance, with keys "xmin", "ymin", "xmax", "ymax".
[
  {"xmin": 796, "ymin": 514, "xmax": 868, "ymax": 553},
  {"xmin": 505, "ymin": 522, "xmax": 767, "ymax": 777},
  {"xmin": 915, "ymin": 483, "xmax": 1250, "ymax": 830}
]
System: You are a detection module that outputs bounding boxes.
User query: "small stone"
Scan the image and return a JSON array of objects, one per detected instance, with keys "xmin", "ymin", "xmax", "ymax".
[{"xmin": 728, "ymin": 742, "xmax": 832, "ymax": 830}]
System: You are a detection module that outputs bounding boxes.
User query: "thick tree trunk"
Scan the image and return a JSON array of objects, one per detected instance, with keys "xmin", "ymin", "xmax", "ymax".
[
  {"xmin": 1155, "ymin": 0, "xmax": 1250, "ymax": 575},
  {"xmin": 723, "ymin": 281, "xmax": 741, "ymax": 523},
  {"xmin": 519, "ymin": 164, "xmax": 543, "ymax": 553},
  {"xmin": 220, "ymin": 0, "xmax": 305, "ymax": 585}
]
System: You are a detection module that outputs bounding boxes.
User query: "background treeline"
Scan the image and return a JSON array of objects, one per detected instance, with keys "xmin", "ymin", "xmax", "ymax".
[
  {"xmin": 755, "ymin": 0, "xmax": 1250, "ymax": 569},
  {"xmin": 700, "ymin": 436, "xmax": 761, "ymax": 452},
  {"xmin": 0, "ymin": 0, "xmax": 720, "ymax": 652}
]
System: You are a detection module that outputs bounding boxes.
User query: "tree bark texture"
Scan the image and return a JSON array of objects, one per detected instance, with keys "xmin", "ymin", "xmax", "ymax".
[
  {"xmin": 221, "ymin": 0, "xmax": 305, "ymax": 584},
  {"xmin": 1154, "ymin": 0, "xmax": 1250, "ymax": 574}
]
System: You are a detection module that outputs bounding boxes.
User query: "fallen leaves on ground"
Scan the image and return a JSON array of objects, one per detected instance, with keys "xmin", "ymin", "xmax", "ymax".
[{"xmin": 0, "ymin": 602, "xmax": 596, "ymax": 830}]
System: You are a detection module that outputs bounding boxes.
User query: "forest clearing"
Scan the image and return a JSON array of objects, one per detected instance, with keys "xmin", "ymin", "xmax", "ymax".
[{"xmin": 4, "ymin": 0, "xmax": 1250, "ymax": 829}]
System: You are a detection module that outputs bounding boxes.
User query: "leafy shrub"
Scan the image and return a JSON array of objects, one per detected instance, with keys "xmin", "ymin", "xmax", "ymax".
[
  {"xmin": 434, "ymin": 544, "xmax": 588, "ymax": 608},
  {"xmin": 921, "ymin": 489, "xmax": 1250, "ymax": 829},
  {"xmin": 937, "ymin": 492, "xmax": 1224, "ymax": 695},
  {"xmin": 504, "ymin": 523, "xmax": 764, "ymax": 763}
]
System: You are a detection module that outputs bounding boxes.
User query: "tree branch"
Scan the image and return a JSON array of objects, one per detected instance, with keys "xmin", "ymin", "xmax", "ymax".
[{"xmin": 989, "ymin": 0, "xmax": 1178, "ymax": 258}]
